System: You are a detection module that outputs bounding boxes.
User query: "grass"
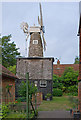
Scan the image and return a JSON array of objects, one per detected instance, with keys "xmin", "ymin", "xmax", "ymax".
[
  {"xmin": 5, "ymin": 112, "xmax": 27, "ymax": 118},
  {"xmin": 4, "ymin": 111, "xmax": 35, "ymax": 119},
  {"xmin": 38, "ymin": 96, "xmax": 76, "ymax": 111}
]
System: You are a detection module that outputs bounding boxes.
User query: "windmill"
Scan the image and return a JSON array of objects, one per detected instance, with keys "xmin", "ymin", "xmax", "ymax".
[{"xmin": 20, "ymin": 3, "xmax": 46, "ymax": 57}]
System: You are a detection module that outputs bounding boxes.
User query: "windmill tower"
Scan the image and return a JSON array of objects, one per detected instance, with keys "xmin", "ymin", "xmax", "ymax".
[{"xmin": 20, "ymin": 3, "xmax": 46, "ymax": 57}]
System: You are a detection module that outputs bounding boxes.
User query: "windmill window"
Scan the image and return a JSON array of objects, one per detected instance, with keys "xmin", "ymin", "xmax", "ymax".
[
  {"xmin": 33, "ymin": 40, "xmax": 38, "ymax": 44},
  {"xmin": 40, "ymin": 80, "xmax": 47, "ymax": 87}
]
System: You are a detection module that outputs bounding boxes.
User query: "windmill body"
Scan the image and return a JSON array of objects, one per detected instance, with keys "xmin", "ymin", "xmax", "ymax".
[
  {"xmin": 16, "ymin": 3, "xmax": 54, "ymax": 100},
  {"xmin": 29, "ymin": 32, "xmax": 43, "ymax": 57}
]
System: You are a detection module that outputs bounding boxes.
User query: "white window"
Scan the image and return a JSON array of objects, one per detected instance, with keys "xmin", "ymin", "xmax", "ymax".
[
  {"xmin": 33, "ymin": 40, "xmax": 38, "ymax": 44},
  {"xmin": 40, "ymin": 80, "xmax": 47, "ymax": 87}
]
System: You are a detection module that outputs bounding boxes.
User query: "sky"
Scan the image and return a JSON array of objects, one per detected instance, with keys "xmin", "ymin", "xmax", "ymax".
[{"xmin": 2, "ymin": 2, "xmax": 80, "ymax": 64}]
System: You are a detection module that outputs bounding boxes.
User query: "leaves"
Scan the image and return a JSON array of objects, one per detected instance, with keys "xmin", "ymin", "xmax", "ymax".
[
  {"xmin": 53, "ymin": 67, "xmax": 79, "ymax": 94},
  {"xmin": 2, "ymin": 35, "xmax": 20, "ymax": 68},
  {"xmin": 7, "ymin": 65, "xmax": 16, "ymax": 74},
  {"xmin": 18, "ymin": 81, "xmax": 37, "ymax": 98},
  {"xmin": 74, "ymin": 56, "xmax": 79, "ymax": 64}
]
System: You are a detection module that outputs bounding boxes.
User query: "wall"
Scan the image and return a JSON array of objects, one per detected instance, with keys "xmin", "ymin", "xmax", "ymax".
[
  {"xmin": 53, "ymin": 64, "xmax": 79, "ymax": 77},
  {"xmin": 16, "ymin": 57, "xmax": 54, "ymax": 100},
  {"xmin": 16, "ymin": 58, "xmax": 53, "ymax": 80},
  {"xmin": 29, "ymin": 33, "xmax": 43, "ymax": 57},
  {"xmin": 78, "ymin": 27, "xmax": 81, "ymax": 112},
  {"xmin": 2, "ymin": 76, "xmax": 15, "ymax": 104}
]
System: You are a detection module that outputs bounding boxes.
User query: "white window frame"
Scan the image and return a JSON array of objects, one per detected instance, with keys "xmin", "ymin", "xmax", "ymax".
[
  {"xmin": 40, "ymin": 80, "xmax": 47, "ymax": 87},
  {"xmin": 33, "ymin": 40, "xmax": 38, "ymax": 44}
]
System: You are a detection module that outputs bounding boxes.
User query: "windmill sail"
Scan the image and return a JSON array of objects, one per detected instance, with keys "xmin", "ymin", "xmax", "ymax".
[{"xmin": 40, "ymin": 3, "xmax": 43, "ymax": 27}]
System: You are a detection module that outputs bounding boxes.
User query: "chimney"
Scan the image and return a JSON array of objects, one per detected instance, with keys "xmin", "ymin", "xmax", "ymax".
[{"xmin": 57, "ymin": 59, "xmax": 60, "ymax": 64}]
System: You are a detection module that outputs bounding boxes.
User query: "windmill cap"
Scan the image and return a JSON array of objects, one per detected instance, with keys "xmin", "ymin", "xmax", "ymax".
[{"xmin": 29, "ymin": 26, "xmax": 41, "ymax": 33}]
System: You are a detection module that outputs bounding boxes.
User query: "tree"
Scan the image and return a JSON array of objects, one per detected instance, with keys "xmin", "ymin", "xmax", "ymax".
[
  {"xmin": 7, "ymin": 65, "xmax": 16, "ymax": 74},
  {"xmin": 74, "ymin": 56, "xmax": 79, "ymax": 64},
  {"xmin": 2, "ymin": 35, "xmax": 20, "ymax": 68},
  {"xmin": 53, "ymin": 67, "xmax": 79, "ymax": 95},
  {"xmin": 53, "ymin": 74, "xmax": 64, "ymax": 90},
  {"xmin": 61, "ymin": 67, "xmax": 79, "ymax": 94}
]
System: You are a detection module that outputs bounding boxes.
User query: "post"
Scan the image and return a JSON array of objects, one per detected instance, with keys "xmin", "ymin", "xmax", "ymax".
[
  {"xmin": 26, "ymin": 72, "xmax": 29, "ymax": 119},
  {"xmin": 35, "ymin": 93, "xmax": 37, "ymax": 112}
]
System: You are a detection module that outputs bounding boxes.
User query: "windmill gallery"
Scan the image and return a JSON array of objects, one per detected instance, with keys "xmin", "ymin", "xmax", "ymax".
[{"xmin": 16, "ymin": 3, "xmax": 54, "ymax": 100}]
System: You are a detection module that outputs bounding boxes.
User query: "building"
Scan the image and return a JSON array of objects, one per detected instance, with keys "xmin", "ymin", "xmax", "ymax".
[
  {"xmin": 16, "ymin": 4, "xmax": 54, "ymax": 100},
  {"xmin": 78, "ymin": 1, "xmax": 81, "ymax": 113},
  {"xmin": 53, "ymin": 60, "xmax": 79, "ymax": 77},
  {"xmin": 1, "ymin": 64, "xmax": 17, "ymax": 104},
  {"xmin": 16, "ymin": 57, "xmax": 54, "ymax": 100}
]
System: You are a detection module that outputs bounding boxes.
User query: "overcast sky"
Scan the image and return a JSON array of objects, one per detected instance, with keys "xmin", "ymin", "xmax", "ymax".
[{"xmin": 2, "ymin": 2, "xmax": 80, "ymax": 64}]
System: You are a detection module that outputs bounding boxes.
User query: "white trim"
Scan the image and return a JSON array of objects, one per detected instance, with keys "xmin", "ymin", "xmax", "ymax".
[
  {"xmin": 40, "ymin": 80, "xmax": 47, "ymax": 87},
  {"xmin": 33, "ymin": 40, "xmax": 38, "ymax": 44}
]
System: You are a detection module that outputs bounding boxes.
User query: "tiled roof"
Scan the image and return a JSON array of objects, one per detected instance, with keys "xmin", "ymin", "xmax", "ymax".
[
  {"xmin": 0, "ymin": 64, "xmax": 17, "ymax": 79},
  {"xmin": 53, "ymin": 64, "xmax": 79, "ymax": 77}
]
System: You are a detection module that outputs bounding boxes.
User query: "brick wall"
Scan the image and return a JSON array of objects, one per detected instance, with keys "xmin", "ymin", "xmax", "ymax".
[
  {"xmin": 78, "ymin": 82, "xmax": 81, "ymax": 112},
  {"xmin": 53, "ymin": 64, "xmax": 79, "ymax": 77},
  {"xmin": 79, "ymin": 28, "xmax": 81, "ymax": 80},
  {"xmin": 2, "ymin": 76, "xmax": 15, "ymax": 104},
  {"xmin": 78, "ymin": 27, "xmax": 81, "ymax": 112}
]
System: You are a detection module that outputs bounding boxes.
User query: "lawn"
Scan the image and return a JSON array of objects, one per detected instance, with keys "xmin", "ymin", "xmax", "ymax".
[{"xmin": 38, "ymin": 96, "xmax": 76, "ymax": 111}]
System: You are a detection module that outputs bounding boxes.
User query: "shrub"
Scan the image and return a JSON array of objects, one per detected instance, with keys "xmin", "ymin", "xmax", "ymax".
[
  {"xmin": 0, "ymin": 104, "xmax": 10, "ymax": 118},
  {"xmin": 18, "ymin": 81, "xmax": 37, "ymax": 98},
  {"xmin": 67, "ymin": 85, "xmax": 78, "ymax": 93},
  {"xmin": 53, "ymin": 88, "xmax": 63, "ymax": 96},
  {"xmin": 67, "ymin": 92, "xmax": 78, "ymax": 96},
  {"xmin": 45, "ymin": 93, "xmax": 51, "ymax": 99},
  {"xmin": 17, "ymin": 97, "xmax": 26, "ymax": 102}
]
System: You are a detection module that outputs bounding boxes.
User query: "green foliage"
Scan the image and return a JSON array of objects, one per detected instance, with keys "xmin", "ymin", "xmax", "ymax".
[
  {"xmin": 7, "ymin": 65, "xmax": 16, "ymax": 74},
  {"xmin": 53, "ymin": 74, "xmax": 64, "ymax": 90},
  {"xmin": 18, "ymin": 81, "xmax": 37, "ymax": 101},
  {"xmin": 74, "ymin": 56, "xmax": 79, "ymax": 64},
  {"xmin": 53, "ymin": 67, "xmax": 79, "ymax": 95},
  {"xmin": 53, "ymin": 88, "xmax": 63, "ymax": 96},
  {"xmin": 67, "ymin": 85, "xmax": 78, "ymax": 95},
  {"xmin": 2, "ymin": 35, "xmax": 20, "ymax": 67},
  {"xmin": 61, "ymin": 67, "xmax": 78, "ymax": 93},
  {"xmin": 45, "ymin": 93, "xmax": 51, "ymax": 99},
  {"xmin": 0, "ymin": 104, "xmax": 10, "ymax": 118}
]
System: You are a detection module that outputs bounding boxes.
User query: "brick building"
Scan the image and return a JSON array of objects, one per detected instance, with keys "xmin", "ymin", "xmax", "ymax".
[
  {"xmin": 1, "ymin": 64, "xmax": 17, "ymax": 104},
  {"xmin": 78, "ymin": 1, "xmax": 81, "ymax": 112},
  {"xmin": 53, "ymin": 60, "xmax": 79, "ymax": 77}
]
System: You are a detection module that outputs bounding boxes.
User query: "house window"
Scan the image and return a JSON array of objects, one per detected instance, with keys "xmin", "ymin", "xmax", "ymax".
[
  {"xmin": 40, "ymin": 80, "xmax": 47, "ymax": 87},
  {"xmin": 33, "ymin": 40, "xmax": 38, "ymax": 44}
]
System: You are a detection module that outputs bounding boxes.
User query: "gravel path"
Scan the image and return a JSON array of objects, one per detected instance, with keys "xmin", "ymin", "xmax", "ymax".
[{"xmin": 37, "ymin": 111, "xmax": 73, "ymax": 119}]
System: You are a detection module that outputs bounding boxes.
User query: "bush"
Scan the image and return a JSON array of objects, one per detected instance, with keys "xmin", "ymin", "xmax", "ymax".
[
  {"xmin": 18, "ymin": 81, "xmax": 37, "ymax": 98},
  {"xmin": 67, "ymin": 85, "xmax": 78, "ymax": 93},
  {"xmin": 17, "ymin": 97, "xmax": 26, "ymax": 102},
  {"xmin": 53, "ymin": 88, "xmax": 63, "ymax": 96},
  {"xmin": 0, "ymin": 104, "xmax": 10, "ymax": 118},
  {"xmin": 67, "ymin": 92, "xmax": 78, "ymax": 96},
  {"xmin": 45, "ymin": 93, "xmax": 51, "ymax": 99}
]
